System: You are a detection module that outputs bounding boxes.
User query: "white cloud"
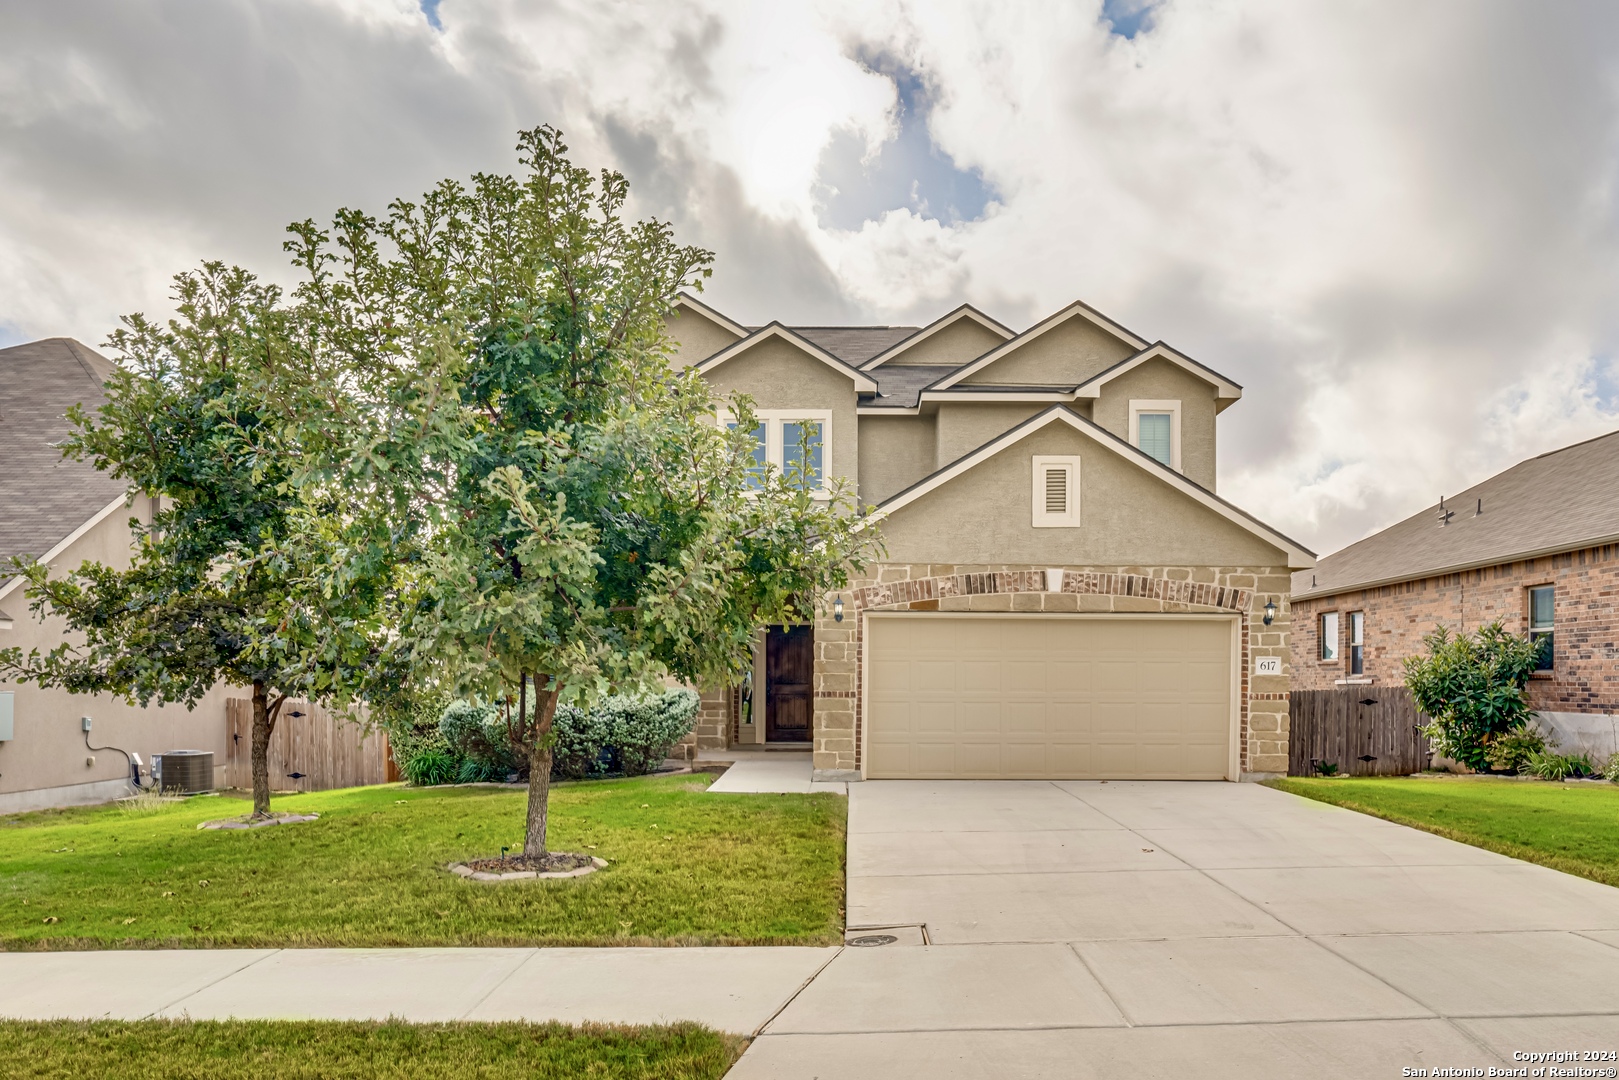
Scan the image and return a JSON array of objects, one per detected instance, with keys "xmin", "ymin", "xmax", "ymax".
[{"xmin": 3, "ymin": 0, "xmax": 1619, "ymax": 556}]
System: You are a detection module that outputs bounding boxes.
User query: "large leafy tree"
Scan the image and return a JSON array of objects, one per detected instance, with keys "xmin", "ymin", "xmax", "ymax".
[
  {"xmin": 278, "ymin": 127, "xmax": 874, "ymax": 857},
  {"xmin": 0, "ymin": 266, "xmax": 403, "ymax": 817}
]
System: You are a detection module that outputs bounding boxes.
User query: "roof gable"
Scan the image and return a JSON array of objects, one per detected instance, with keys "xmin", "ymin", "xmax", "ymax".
[
  {"xmin": 1074, "ymin": 342, "xmax": 1242, "ymax": 402},
  {"xmin": 671, "ymin": 292, "xmax": 748, "ymax": 338},
  {"xmin": 0, "ymin": 338, "xmax": 129, "ymax": 569},
  {"xmin": 859, "ymin": 305, "xmax": 1013, "ymax": 370},
  {"xmin": 929, "ymin": 300, "xmax": 1149, "ymax": 391},
  {"xmin": 871, "ymin": 405, "xmax": 1314, "ymax": 569},
  {"xmin": 693, "ymin": 323, "xmax": 880, "ymax": 392}
]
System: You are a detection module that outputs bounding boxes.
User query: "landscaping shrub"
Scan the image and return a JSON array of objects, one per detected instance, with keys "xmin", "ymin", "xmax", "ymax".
[
  {"xmin": 1521, "ymin": 750, "xmax": 1594, "ymax": 782},
  {"xmin": 1403, "ymin": 622, "xmax": 1546, "ymax": 772},
  {"xmin": 1605, "ymin": 755, "xmax": 1619, "ymax": 783},
  {"xmin": 551, "ymin": 689, "xmax": 700, "ymax": 780},
  {"xmin": 401, "ymin": 747, "xmax": 459, "ymax": 787},
  {"xmin": 1485, "ymin": 721, "xmax": 1548, "ymax": 774},
  {"xmin": 439, "ymin": 701, "xmax": 523, "ymax": 780}
]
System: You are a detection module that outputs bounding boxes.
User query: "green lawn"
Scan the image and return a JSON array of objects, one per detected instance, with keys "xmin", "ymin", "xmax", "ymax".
[
  {"xmin": 1268, "ymin": 775, "xmax": 1619, "ymax": 887},
  {"xmin": 0, "ymin": 1019, "xmax": 744, "ymax": 1079},
  {"xmin": 0, "ymin": 774, "xmax": 846, "ymax": 949}
]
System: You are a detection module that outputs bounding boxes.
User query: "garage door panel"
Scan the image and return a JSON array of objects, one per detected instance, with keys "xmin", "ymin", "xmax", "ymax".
[{"xmin": 865, "ymin": 615, "xmax": 1233, "ymax": 781}]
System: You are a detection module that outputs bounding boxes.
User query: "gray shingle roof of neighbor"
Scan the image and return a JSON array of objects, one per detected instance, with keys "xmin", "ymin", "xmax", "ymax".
[
  {"xmin": 782, "ymin": 326, "xmax": 920, "ymax": 368},
  {"xmin": 0, "ymin": 338, "xmax": 129, "ymax": 569},
  {"xmin": 1292, "ymin": 428, "xmax": 1619, "ymax": 600}
]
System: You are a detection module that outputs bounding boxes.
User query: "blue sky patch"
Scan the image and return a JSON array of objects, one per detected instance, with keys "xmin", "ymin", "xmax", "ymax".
[
  {"xmin": 1588, "ymin": 354, "xmax": 1619, "ymax": 412},
  {"xmin": 419, "ymin": 0, "xmax": 443, "ymax": 31},
  {"xmin": 1102, "ymin": 0, "xmax": 1158, "ymax": 39},
  {"xmin": 814, "ymin": 49, "xmax": 996, "ymax": 231}
]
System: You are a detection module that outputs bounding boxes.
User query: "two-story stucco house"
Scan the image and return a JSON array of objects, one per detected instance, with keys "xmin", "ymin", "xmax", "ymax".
[{"xmin": 665, "ymin": 293, "xmax": 1315, "ymax": 783}]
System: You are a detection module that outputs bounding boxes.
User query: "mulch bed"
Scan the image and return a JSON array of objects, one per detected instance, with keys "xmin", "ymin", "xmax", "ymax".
[{"xmin": 462, "ymin": 852, "xmax": 596, "ymax": 874}]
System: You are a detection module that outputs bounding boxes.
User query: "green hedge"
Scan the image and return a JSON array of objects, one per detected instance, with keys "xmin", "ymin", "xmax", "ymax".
[{"xmin": 402, "ymin": 689, "xmax": 699, "ymax": 785}]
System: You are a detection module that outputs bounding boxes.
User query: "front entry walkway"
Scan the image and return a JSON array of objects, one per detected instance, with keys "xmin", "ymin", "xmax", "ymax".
[
  {"xmin": 733, "ymin": 780, "xmax": 1619, "ymax": 1078},
  {"xmin": 701, "ymin": 749, "xmax": 847, "ymax": 794}
]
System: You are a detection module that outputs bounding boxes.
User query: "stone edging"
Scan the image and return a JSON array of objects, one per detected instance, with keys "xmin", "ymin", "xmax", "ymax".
[
  {"xmin": 197, "ymin": 813, "xmax": 320, "ymax": 831},
  {"xmin": 447, "ymin": 856, "xmax": 608, "ymax": 882}
]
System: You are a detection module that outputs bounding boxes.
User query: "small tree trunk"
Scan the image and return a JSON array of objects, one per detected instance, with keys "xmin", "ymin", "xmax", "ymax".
[
  {"xmin": 523, "ymin": 680, "xmax": 561, "ymax": 857},
  {"xmin": 250, "ymin": 681, "xmax": 273, "ymax": 818}
]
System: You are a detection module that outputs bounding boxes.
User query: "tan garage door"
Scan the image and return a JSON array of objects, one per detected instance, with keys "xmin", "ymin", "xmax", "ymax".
[{"xmin": 865, "ymin": 615, "xmax": 1234, "ymax": 780}]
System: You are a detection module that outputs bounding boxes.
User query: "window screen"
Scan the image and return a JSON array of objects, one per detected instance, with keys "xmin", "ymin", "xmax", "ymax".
[
  {"xmin": 1137, "ymin": 412, "xmax": 1172, "ymax": 465},
  {"xmin": 782, "ymin": 421, "xmax": 823, "ymax": 490},
  {"xmin": 729, "ymin": 422, "xmax": 768, "ymax": 490},
  {"xmin": 1529, "ymin": 585, "xmax": 1554, "ymax": 671}
]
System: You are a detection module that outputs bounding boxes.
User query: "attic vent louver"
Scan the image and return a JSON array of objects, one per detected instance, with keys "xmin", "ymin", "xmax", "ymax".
[
  {"xmin": 1045, "ymin": 468, "xmax": 1068, "ymax": 515},
  {"xmin": 1032, "ymin": 456, "xmax": 1081, "ymax": 527}
]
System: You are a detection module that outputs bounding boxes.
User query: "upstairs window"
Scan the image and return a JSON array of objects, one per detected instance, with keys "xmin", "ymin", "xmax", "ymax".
[
  {"xmin": 1528, "ymin": 585, "xmax": 1554, "ymax": 671},
  {"xmin": 719, "ymin": 410, "xmax": 831, "ymax": 496},
  {"xmin": 728, "ymin": 422, "xmax": 768, "ymax": 490},
  {"xmin": 1320, "ymin": 611, "xmax": 1339, "ymax": 661},
  {"xmin": 781, "ymin": 420, "xmax": 824, "ymax": 491},
  {"xmin": 1128, "ymin": 400, "xmax": 1182, "ymax": 470},
  {"xmin": 1032, "ymin": 455, "xmax": 1081, "ymax": 527}
]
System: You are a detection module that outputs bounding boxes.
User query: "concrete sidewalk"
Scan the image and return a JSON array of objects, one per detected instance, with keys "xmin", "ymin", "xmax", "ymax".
[{"xmin": 0, "ymin": 946, "xmax": 837, "ymax": 1033}]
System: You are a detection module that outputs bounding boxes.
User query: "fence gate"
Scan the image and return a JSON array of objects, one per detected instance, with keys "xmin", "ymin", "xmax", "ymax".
[
  {"xmin": 1288, "ymin": 687, "xmax": 1431, "ymax": 777},
  {"xmin": 225, "ymin": 698, "xmax": 394, "ymax": 792}
]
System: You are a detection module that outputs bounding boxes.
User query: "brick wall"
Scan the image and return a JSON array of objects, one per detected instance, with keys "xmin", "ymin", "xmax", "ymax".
[
  {"xmin": 814, "ymin": 562, "xmax": 1293, "ymax": 780},
  {"xmin": 1291, "ymin": 543, "xmax": 1619, "ymax": 714}
]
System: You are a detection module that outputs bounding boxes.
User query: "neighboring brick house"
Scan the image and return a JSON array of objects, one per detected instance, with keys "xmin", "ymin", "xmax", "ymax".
[
  {"xmin": 0, "ymin": 339, "xmax": 232, "ymax": 812},
  {"xmin": 666, "ymin": 293, "xmax": 1314, "ymax": 782},
  {"xmin": 1291, "ymin": 430, "xmax": 1619, "ymax": 758}
]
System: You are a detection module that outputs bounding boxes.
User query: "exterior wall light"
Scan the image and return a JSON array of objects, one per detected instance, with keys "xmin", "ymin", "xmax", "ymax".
[
  {"xmin": 833, "ymin": 596, "xmax": 844, "ymax": 623},
  {"xmin": 1263, "ymin": 599, "xmax": 1277, "ymax": 626}
]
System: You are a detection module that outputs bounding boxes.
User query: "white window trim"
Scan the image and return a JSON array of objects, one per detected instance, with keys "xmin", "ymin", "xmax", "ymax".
[
  {"xmin": 1031, "ymin": 455, "xmax": 1081, "ymax": 528},
  {"xmin": 717, "ymin": 409, "xmax": 834, "ymax": 497},
  {"xmin": 1320, "ymin": 611, "xmax": 1340, "ymax": 662},
  {"xmin": 1128, "ymin": 399, "xmax": 1182, "ymax": 471}
]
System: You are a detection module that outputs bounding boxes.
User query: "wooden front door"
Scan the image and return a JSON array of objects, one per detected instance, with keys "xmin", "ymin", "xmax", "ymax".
[{"xmin": 766, "ymin": 624, "xmax": 814, "ymax": 742}]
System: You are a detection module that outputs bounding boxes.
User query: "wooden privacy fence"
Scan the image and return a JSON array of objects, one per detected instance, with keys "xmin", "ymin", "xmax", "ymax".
[
  {"xmin": 225, "ymin": 698, "xmax": 395, "ymax": 792},
  {"xmin": 1288, "ymin": 686, "xmax": 1432, "ymax": 777}
]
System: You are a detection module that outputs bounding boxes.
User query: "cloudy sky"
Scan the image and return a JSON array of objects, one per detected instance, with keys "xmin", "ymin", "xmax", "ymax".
[{"xmin": 4, "ymin": 0, "xmax": 1619, "ymax": 556}]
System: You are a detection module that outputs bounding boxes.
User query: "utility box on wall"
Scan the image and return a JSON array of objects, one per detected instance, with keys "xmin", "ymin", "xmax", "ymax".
[{"xmin": 0, "ymin": 692, "xmax": 13, "ymax": 741}]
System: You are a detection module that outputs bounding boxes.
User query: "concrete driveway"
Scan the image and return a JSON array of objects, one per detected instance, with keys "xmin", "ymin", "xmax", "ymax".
[{"xmin": 734, "ymin": 780, "xmax": 1619, "ymax": 1078}]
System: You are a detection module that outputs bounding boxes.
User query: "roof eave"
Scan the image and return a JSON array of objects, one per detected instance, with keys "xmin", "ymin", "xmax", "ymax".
[{"xmin": 1293, "ymin": 530, "xmax": 1619, "ymax": 601}]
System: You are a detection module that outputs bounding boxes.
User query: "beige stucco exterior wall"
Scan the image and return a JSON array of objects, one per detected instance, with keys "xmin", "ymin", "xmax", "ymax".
[
  {"xmin": 933, "ymin": 402, "xmax": 1051, "ymax": 469},
  {"xmin": 0, "ymin": 500, "xmax": 234, "ymax": 812},
  {"xmin": 884, "ymin": 319, "xmax": 1006, "ymax": 367},
  {"xmin": 960, "ymin": 317, "xmax": 1136, "ymax": 387},
  {"xmin": 880, "ymin": 422, "xmax": 1288, "ymax": 567},
  {"xmin": 858, "ymin": 414, "xmax": 938, "ymax": 505},
  {"xmin": 663, "ymin": 308, "xmax": 742, "ymax": 369},
  {"xmin": 1090, "ymin": 358, "xmax": 1220, "ymax": 490},
  {"xmin": 700, "ymin": 337, "xmax": 860, "ymax": 489}
]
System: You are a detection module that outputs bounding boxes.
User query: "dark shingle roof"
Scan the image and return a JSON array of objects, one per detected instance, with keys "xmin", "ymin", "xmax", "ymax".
[
  {"xmin": 865, "ymin": 365, "xmax": 961, "ymax": 409},
  {"xmin": 784, "ymin": 326, "xmax": 919, "ymax": 367},
  {"xmin": 1293, "ymin": 429, "xmax": 1619, "ymax": 599},
  {"xmin": 0, "ymin": 338, "xmax": 128, "ymax": 567}
]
